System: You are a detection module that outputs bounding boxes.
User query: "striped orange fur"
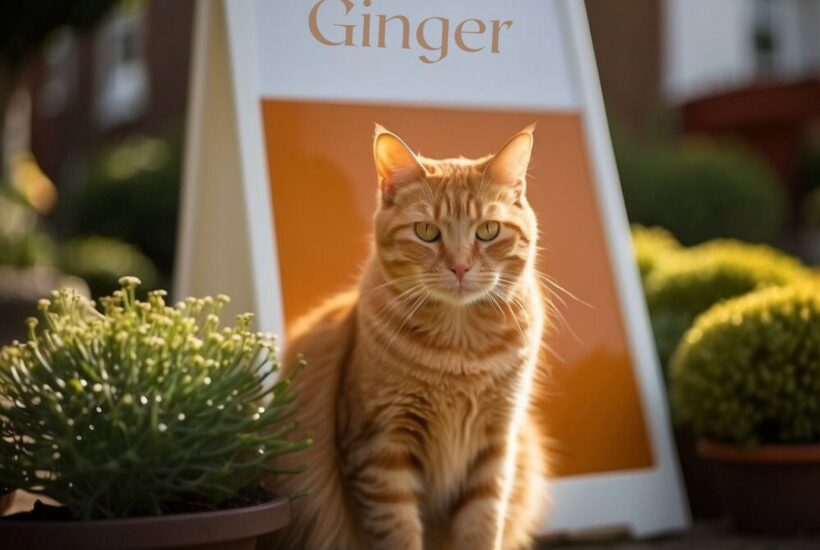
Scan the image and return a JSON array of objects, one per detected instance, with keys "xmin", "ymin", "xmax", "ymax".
[{"xmin": 264, "ymin": 125, "xmax": 549, "ymax": 550}]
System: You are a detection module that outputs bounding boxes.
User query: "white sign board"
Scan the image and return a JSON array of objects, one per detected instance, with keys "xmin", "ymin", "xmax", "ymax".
[{"xmin": 177, "ymin": 0, "xmax": 688, "ymax": 538}]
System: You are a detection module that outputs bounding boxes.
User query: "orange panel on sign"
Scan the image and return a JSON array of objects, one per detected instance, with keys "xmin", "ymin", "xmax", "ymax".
[{"xmin": 260, "ymin": 100, "xmax": 654, "ymax": 477}]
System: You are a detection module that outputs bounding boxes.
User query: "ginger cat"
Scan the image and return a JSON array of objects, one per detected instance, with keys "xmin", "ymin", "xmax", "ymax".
[{"xmin": 266, "ymin": 125, "xmax": 549, "ymax": 549}]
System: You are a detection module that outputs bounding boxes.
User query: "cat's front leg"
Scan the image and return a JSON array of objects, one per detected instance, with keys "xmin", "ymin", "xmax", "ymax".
[
  {"xmin": 448, "ymin": 440, "xmax": 509, "ymax": 550},
  {"xmin": 344, "ymin": 439, "xmax": 424, "ymax": 550}
]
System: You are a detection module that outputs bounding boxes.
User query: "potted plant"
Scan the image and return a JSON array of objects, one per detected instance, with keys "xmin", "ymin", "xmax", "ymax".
[
  {"xmin": 0, "ymin": 277, "xmax": 309, "ymax": 549},
  {"xmin": 632, "ymin": 232, "xmax": 811, "ymax": 518},
  {"xmin": 671, "ymin": 282, "xmax": 820, "ymax": 533}
]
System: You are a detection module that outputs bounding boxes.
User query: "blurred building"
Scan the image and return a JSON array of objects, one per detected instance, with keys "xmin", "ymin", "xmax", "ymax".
[
  {"xmin": 22, "ymin": 1, "xmax": 194, "ymax": 186},
  {"xmin": 666, "ymin": 0, "xmax": 820, "ymax": 194},
  {"xmin": 662, "ymin": 0, "xmax": 820, "ymax": 102},
  {"xmin": 20, "ymin": 0, "xmax": 820, "ymax": 197},
  {"xmin": 588, "ymin": 0, "xmax": 820, "ymax": 196}
]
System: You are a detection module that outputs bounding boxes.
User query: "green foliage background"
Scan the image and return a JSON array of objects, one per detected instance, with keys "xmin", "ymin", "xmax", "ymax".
[
  {"xmin": 62, "ymin": 135, "xmax": 182, "ymax": 278},
  {"xmin": 618, "ymin": 140, "xmax": 786, "ymax": 246}
]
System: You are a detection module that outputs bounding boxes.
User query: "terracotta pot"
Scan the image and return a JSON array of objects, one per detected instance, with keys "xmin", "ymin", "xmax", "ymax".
[
  {"xmin": 699, "ymin": 439, "xmax": 820, "ymax": 533},
  {"xmin": 0, "ymin": 498, "xmax": 290, "ymax": 550}
]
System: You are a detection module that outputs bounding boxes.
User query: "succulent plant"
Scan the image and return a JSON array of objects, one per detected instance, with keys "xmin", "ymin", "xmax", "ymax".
[
  {"xmin": 643, "ymin": 239, "xmax": 811, "ymax": 369},
  {"xmin": 0, "ymin": 277, "xmax": 308, "ymax": 519},
  {"xmin": 671, "ymin": 282, "xmax": 820, "ymax": 446}
]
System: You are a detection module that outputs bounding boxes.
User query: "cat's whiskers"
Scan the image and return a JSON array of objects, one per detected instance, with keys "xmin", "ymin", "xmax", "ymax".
[
  {"xmin": 537, "ymin": 273, "xmax": 592, "ymax": 309},
  {"xmin": 490, "ymin": 278, "xmax": 529, "ymax": 348},
  {"xmin": 481, "ymin": 290, "xmax": 506, "ymax": 319},
  {"xmin": 492, "ymin": 279, "xmax": 563, "ymax": 362},
  {"xmin": 376, "ymin": 288, "xmax": 432, "ymax": 367},
  {"xmin": 482, "ymin": 281, "xmax": 520, "ymax": 341},
  {"xmin": 529, "ymin": 276, "xmax": 585, "ymax": 344},
  {"xmin": 491, "ymin": 276, "xmax": 541, "ymax": 348},
  {"xmin": 507, "ymin": 296, "xmax": 530, "ymax": 341},
  {"xmin": 362, "ymin": 272, "xmax": 437, "ymax": 299},
  {"xmin": 369, "ymin": 282, "xmax": 430, "ymax": 329},
  {"xmin": 494, "ymin": 273, "xmax": 575, "ymax": 343}
]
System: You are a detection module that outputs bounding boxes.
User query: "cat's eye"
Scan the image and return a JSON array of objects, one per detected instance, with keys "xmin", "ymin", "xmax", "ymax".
[
  {"xmin": 414, "ymin": 222, "xmax": 441, "ymax": 242},
  {"xmin": 476, "ymin": 221, "xmax": 500, "ymax": 241}
]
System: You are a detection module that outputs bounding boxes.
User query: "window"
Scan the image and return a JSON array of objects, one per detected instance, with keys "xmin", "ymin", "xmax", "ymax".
[
  {"xmin": 752, "ymin": 0, "xmax": 776, "ymax": 76},
  {"xmin": 39, "ymin": 28, "xmax": 78, "ymax": 117},
  {"xmin": 94, "ymin": 6, "xmax": 150, "ymax": 128}
]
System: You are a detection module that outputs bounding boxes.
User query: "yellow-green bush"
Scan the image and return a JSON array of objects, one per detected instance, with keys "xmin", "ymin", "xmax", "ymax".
[
  {"xmin": 671, "ymin": 283, "xmax": 820, "ymax": 445},
  {"xmin": 645, "ymin": 240, "xmax": 810, "ymax": 368},
  {"xmin": 631, "ymin": 224, "xmax": 681, "ymax": 281}
]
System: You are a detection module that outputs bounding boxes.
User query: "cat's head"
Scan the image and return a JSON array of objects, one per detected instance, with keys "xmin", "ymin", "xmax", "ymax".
[{"xmin": 372, "ymin": 125, "xmax": 537, "ymax": 306}]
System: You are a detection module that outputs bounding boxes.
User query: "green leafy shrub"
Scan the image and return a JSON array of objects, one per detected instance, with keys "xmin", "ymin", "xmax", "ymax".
[
  {"xmin": 57, "ymin": 236, "xmax": 159, "ymax": 298},
  {"xmin": 618, "ymin": 140, "xmax": 786, "ymax": 245},
  {"xmin": 631, "ymin": 224, "xmax": 681, "ymax": 281},
  {"xmin": 671, "ymin": 282, "xmax": 820, "ymax": 446},
  {"xmin": 801, "ymin": 187, "xmax": 820, "ymax": 228},
  {"xmin": 61, "ymin": 135, "xmax": 182, "ymax": 275},
  {"xmin": 645, "ymin": 240, "xmax": 810, "ymax": 368},
  {"xmin": 800, "ymin": 146, "xmax": 820, "ymax": 196},
  {"xmin": 0, "ymin": 278, "xmax": 308, "ymax": 519},
  {"xmin": 0, "ymin": 192, "xmax": 54, "ymax": 268}
]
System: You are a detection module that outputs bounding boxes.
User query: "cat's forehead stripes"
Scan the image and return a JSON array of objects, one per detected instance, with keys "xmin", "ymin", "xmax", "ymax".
[
  {"xmin": 420, "ymin": 155, "xmax": 490, "ymax": 179},
  {"xmin": 412, "ymin": 202, "xmax": 433, "ymax": 217},
  {"xmin": 390, "ymin": 158, "xmax": 514, "ymax": 222}
]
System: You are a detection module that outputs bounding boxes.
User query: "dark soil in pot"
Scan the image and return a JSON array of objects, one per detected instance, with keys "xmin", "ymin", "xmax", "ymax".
[
  {"xmin": 674, "ymin": 427, "xmax": 723, "ymax": 518},
  {"xmin": 0, "ymin": 490, "xmax": 291, "ymax": 550},
  {"xmin": 0, "ymin": 492, "xmax": 13, "ymax": 517},
  {"xmin": 699, "ymin": 440, "xmax": 820, "ymax": 534}
]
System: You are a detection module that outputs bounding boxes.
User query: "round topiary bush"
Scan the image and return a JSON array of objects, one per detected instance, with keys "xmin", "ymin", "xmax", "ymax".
[
  {"xmin": 671, "ymin": 282, "xmax": 820, "ymax": 446},
  {"xmin": 618, "ymin": 140, "xmax": 787, "ymax": 246},
  {"xmin": 645, "ymin": 240, "xmax": 810, "ymax": 369},
  {"xmin": 631, "ymin": 224, "xmax": 681, "ymax": 282}
]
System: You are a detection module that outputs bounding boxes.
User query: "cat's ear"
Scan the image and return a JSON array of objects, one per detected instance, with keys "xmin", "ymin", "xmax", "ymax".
[
  {"xmin": 374, "ymin": 124, "xmax": 426, "ymax": 203},
  {"xmin": 482, "ymin": 124, "xmax": 535, "ymax": 195}
]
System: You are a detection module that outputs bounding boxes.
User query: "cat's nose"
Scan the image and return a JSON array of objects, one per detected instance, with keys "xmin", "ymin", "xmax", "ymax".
[{"xmin": 449, "ymin": 264, "xmax": 471, "ymax": 282}]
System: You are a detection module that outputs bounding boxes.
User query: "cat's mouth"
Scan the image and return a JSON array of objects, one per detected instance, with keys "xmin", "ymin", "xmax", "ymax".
[{"xmin": 430, "ymin": 275, "xmax": 498, "ymax": 306}]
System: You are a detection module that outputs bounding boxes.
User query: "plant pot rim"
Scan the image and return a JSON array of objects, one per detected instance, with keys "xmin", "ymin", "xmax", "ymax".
[
  {"xmin": 0, "ymin": 496, "xmax": 290, "ymax": 549},
  {"xmin": 698, "ymin": 439, "xmax": 820, "ymax": 464}
]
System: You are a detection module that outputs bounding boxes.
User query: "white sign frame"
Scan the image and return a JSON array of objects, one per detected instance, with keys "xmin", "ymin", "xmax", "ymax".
[{"xmin": 176, "ymin": 0, "xmax": 689, "ymax": 538}]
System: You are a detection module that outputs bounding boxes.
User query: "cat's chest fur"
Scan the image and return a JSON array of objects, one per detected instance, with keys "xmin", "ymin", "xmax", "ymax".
[
  {"xmin": 417, "ymin": 378, "xmax": 517, "ymax": 517},
  {"xmin": 340, "ymin": 312, "xmax": 527, "ymax": 514}
]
